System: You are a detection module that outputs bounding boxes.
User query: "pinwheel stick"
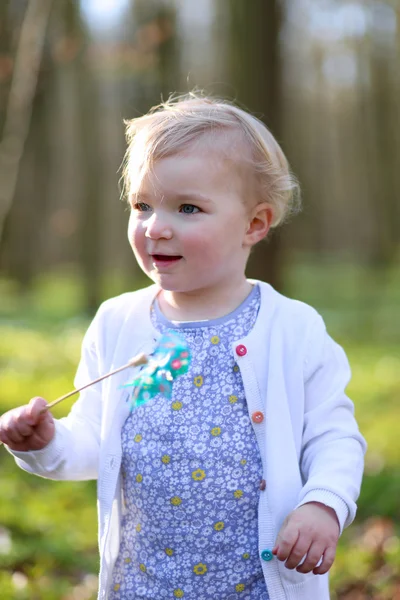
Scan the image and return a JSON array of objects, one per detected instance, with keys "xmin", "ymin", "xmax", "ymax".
[{"xmin": 41, "ymin": 353, "xmax": 148, "ymax": 413}]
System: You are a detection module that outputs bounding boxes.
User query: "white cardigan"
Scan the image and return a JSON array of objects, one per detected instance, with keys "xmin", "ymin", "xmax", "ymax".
[{"xmin": 11, "ymin": 281, "xmax": 366, "ymax": 600}]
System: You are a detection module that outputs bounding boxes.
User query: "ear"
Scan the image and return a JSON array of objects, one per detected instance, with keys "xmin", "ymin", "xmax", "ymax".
[{"xmin": 244, "ymin": 202, "xmax": 273, "ymax": 247}]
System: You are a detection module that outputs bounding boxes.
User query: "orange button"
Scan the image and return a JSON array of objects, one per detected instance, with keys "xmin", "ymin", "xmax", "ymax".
[
  {"xmin": 252, "ymin": 411, "xmax": 264, "ymax": 424},
  {"xmin": 259, "ymin": 479, "xmax": 266, "ymax": 491}
]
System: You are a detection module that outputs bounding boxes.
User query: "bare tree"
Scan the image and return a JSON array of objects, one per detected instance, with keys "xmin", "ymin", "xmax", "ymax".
[
  {"xmin": 227, "ymin": 0, "xmax": 284, "ymax": 289},
  {"xmin": 0, "ymin": 0, "xmax": 53, "ymax": 244},
  {"xmin": 68, "ymin": 2, "xmax": 103, "ymax": 314}
]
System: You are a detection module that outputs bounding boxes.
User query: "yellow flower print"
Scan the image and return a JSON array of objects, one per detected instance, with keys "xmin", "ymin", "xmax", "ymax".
[
  {"xmin": 192, "ymin": 469, "xmax": 206, "ymax": 481},
  {"xmin": 172, "ymin": 401, "xmax": 183, "ymax": 411},
  {"xmin": 124, "ymin": 557, "xmax": 131, "ymax": 564},
  {"xmin": 136, "ymin": 524, "xmax": 141, "ymax": 532},
  {"xmin": 174, "ymin": 590, "xmax": 184, "ymax": 598},
  {"xmin": 139, "ymin": 563, "xmax": 146, "ymax": 573},
  {"xmin": 242, "ymin": 553, "xmax": 250, "ymax": 560},
  {"xmin": 229, "ymin": 395, "xmax": 238, "ymax": 404},
  {"xmin": 134, "ymin": 434, "xmax": 142, "ymax": 443},
  {"xmin": 234, "ymin": 489, "xmax": 243, "ymax": 499},
  {"xmin": 233, "ymin": 365, "xmax": 239, "ymax": 372},
  {"xmin": 165, "ymin": 547, "xmax": 174, "ymax": 556},
  {"xmin": 240, "ymin": 459, "xmax": 247, "ymax": 465},
  {"xmin": 214, "ymin": 521, "xmax": 224, "ymax": 531},
  {"xmin": 210, "ymin": 335, "xmax": 220, "ymax": 345},
  {"xmin": 161, "ymin": 454, "xmax": 171, "ymax": 464},
  {"xmin": 113, "ymin": 584, "xmax": 120, "ymax": 591},
  {"xmin": 194, "ymin": 375, "xmax": 203, "ymax": 387},
  {"xmin": 170, "ymin": 496, "xmax": 182, "ymax": 506},
  {"xmin": 193, "ymin": 563, "xmax": 208, "ymax": 575},
  {"xmin": 236, "ymin": 583, "xmax": 245, "ymax": 592},
  {"xmin": 211, "ymin": 427, "xmax": 221, "ymax": 436},
  {"xmin": 136, "ymin": 474, "xmax": 143, "ymax": 483}
]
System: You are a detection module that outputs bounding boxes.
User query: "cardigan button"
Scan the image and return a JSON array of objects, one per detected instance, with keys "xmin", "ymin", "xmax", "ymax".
[
  {"xmin": 259, "ymin": 479, "xmax": 266, "ymax": 491},
  {"xmin": 251, "ymin": 411, "xmax": 264, "ymax": 424},
  {"xmin": 235, "ymin": 344, "xmax": 247, "ymax": 357},
  {"xmin": 261, "ymin": 549, "xmax": 274, "ymax": 562}
]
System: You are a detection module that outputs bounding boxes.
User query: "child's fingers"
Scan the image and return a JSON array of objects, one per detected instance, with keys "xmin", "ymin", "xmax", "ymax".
[
  {"xmin": 7, "ymin": 398, "xmax": 46, "ymax": 437},
  {"xmin": 274, "ymin": 524, "xmax": 300, "ymax": 563},
  {"xmin": 0, "ymin": 428, "xmax": 12, "ymax": 446},
  {"xmin": 7, "ymin": 412, "xmax": 33, "ymax": 443},
  {"xmin": 0, "ymin": 398, "xmax": 52, "ymax": 450},
  {"xmin": 13, "ymin": 410, "xmax": 37, "ymax": 438},
  {"xmin": 296, "ymin": 541, "xmax": 325, "ymax": 573},
  {"xmin": 27, "ymin": 397, "xmax": 49, "ymax": 425},
  {"xmin": 283, "ymin": 533, "xmax": 311, "ymax": 570},
  {"xmin": 0, "ymin": 409, "xmax": 23, "ymax": 443},
  {"xmin": 313, "ymin": 546, "xmax": 336, "ymax": 575}
]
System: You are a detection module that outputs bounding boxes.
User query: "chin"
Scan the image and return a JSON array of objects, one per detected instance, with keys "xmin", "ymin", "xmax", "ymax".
[
  {"xmin": 149, "ymin": 274, "xmax": 179, "ymax": 291},
  {"xmin": 153, "ymin": 278, "xmax": 195, "ymax": 294}
]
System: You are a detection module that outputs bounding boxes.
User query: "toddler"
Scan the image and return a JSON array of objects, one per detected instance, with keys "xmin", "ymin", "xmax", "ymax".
[{"xmin": 0, "ymin": 93, "xmax": 366, "ymax": 600}]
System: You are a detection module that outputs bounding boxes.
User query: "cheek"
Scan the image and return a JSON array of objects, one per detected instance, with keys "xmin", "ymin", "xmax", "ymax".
[
  {"xmin": 128, "ymin": 215, "xmax": 140, "ymax": 244},
  {"xmin": 181, "ymin": 227, "xmax": 214, "ymax": 258},
  {"xmin": 187, "ymin": 219, "xmax": 242, "ymax": 251}
]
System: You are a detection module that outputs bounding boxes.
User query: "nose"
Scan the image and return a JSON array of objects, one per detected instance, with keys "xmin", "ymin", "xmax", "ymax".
[{"xmin": 144, "ymin": 211, "xmax": 173, "ymax": 240}]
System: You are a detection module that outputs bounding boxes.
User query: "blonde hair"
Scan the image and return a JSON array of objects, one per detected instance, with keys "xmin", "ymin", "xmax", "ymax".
[{"xmin": 121, "ymin": 92, "xmax": 300, "ymax": 227}]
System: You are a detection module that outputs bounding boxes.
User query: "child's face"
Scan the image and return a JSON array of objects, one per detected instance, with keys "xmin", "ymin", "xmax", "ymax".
[{"xmin": 127, "ymin": 149, "xmax": 260, "ymax": 296}]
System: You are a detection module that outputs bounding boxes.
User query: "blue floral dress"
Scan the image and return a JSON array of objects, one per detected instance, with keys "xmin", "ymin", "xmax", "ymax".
[{"xmin": 110, "ymin": 285, "xmax": 269, "ymax": 599}]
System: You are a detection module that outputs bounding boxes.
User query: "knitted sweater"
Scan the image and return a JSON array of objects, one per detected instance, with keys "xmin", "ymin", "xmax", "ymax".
[{"xmin": 10, "ymin": 281, "xmax": 366, "ymax": 600}]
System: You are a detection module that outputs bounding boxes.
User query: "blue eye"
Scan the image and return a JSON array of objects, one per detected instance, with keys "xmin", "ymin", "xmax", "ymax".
[
  {"xmin": 134, "ymin": 202, "xmax": 151, "ymax": 212},
  {"xmin": 180, "ymin": 204, "xmax": 199, "ymax": 214}
]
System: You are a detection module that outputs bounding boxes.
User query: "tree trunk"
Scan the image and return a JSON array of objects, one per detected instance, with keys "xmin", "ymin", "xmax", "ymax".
[
  {"xmin": 227, "ymin": 0, "xmax": 284, "ymax": 289},
  {"xmin": 0, "ymin": 1, "xmax": 53, "ymax": 289},
  {"xmin": 369, "ymin": 40, "xmax": 399, "ymax": 266},
  {"xmin": 228, "ymin": 0, "xmax": 282, "ymax": 288},
  {"xmin": 0, "ymin": 0, "xmax": 53, "ymax": 245},
  {"xmin": 2, "ymin": 70, "xmax": 51, "ymax": 288}
]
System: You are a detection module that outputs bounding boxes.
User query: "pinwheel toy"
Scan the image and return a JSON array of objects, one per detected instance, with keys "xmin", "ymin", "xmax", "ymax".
[
  {"xmin": 122, "ymin": 332, "xmax": 191, "ymax": 410},
  {"xmin": 42, "ymin": 332, "xmax": 191, "ymax": 413}
]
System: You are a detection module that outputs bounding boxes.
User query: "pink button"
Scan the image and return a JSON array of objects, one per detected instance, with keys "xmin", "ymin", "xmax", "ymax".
[{"xmin": 235, "ymin": 344, "xmax": 247, "ymax": 357}]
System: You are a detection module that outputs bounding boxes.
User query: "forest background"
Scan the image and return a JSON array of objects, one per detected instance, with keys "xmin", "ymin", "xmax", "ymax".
[{"xmin": 0, "ymin": 1, "xmax": 399, "ymax": 599}]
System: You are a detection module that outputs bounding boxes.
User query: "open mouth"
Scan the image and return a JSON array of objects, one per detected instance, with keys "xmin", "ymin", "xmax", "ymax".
[
  {"xmin": 151, "ymin": 254, "xmax": 182, "ymax": 265},
  {"xmin": 152, "ymin": 254, "xmax": 181, "ymax": 261}
]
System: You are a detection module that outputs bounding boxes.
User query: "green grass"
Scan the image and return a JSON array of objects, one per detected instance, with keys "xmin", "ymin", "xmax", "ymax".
[{"xmin": 0, "ymin": 262, "xmax": 399, "ymax": 598}]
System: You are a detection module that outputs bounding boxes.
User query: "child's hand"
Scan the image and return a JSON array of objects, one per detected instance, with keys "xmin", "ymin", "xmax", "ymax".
[
  {"xmin": 272, "ymin": 502, "xmax": 340, "ymax": 575},
  {"xmin": 0, "ymin": 397, "xmax": 55, "ymax": 452}
]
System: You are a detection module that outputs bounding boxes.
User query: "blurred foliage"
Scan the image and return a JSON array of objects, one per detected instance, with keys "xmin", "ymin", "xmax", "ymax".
[{"xmin": 0, "ymin": 263, "xmax": 399, "ymax": 599}]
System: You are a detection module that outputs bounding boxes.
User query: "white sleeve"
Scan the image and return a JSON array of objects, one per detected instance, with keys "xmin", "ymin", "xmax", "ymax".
[
  {"xmin": 10, "ymin": 315, "xmax": 103, "ymax": 481},
  {"xmin": 297, "ymin": 315, "xmax": 367, "ymax": 532}
]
